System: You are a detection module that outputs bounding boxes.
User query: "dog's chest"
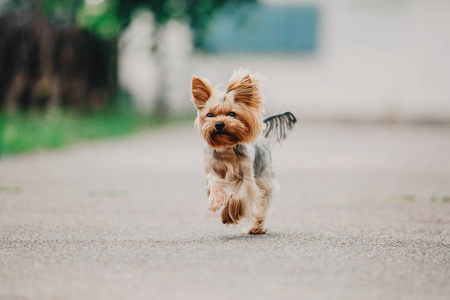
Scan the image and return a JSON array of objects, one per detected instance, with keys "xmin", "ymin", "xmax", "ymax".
[
  {"xmin": 207, "ymin": 145, "xmax": 250, "ymax": 181},
  {"xmin": 212, "ymin": 151, "xmax": 243, "ymax": 180}
]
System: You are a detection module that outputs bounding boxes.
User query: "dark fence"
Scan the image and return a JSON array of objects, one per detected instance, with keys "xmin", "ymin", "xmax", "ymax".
[{"xmin": 0, "ymin": 13, "xmax": 116, "ymax": 113}]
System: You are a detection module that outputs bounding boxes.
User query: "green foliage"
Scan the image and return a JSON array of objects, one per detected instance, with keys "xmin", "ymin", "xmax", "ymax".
[
  {"xmin": 117, "ymin": 0, "xmax": 256, "ymax": 46},
  {"xmin": 39, "ymin": 0, "xmax": 121, "ymax": 39},
  {"xmin": 6, "ymin": 0, "xmax": 256, "ymax": 43},
  {"xmin": 9, "ymin": 0, "xmax": 255, "ymax": 42},
  {"xmin": 41, "ymin": 0, "xmax": 82, "ymax": 17},
  {"xmin": 76, "ymin": 0, "xmax": 121, "ymax": 39}
]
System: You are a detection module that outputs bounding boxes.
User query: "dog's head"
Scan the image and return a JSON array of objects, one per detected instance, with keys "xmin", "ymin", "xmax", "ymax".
[{"xmin": 191, "ymin": 69, "xmax": 264, "ymax": 150}]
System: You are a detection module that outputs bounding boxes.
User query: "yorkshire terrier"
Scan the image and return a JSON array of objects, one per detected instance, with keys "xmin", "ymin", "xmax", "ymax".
[{"xmin": 191, "ymin": 69, "xmax": 296, "ymax": 234}]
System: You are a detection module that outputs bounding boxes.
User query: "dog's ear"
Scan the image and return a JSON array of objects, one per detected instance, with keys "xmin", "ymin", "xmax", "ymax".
[
  {"xmin": 227, "ymin": 70, "xmax": 261, "ymax": 108},
  {"xmin": 191, "ymin": 76, "xmax": 212, "ymax": 110}
]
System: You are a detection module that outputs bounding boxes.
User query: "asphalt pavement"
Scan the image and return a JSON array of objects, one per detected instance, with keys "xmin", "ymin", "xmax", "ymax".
[{"xmin": 1, "ymin": 122, "xmax": 449, "ymax": 300}]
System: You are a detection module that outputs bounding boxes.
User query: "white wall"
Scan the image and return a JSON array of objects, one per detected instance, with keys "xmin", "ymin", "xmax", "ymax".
[{"xmin": 191, "ymin": 0, "xmax": 450, "ymax": 121}]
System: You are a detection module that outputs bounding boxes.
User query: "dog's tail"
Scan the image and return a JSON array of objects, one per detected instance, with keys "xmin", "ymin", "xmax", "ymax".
[{"xmin": 262, "ymin": 112, "xmax": 297, "ymax": 145}]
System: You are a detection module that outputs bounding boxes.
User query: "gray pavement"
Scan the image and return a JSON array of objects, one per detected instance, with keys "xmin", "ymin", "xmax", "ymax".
[{"xmin": 1, "ymin": 123, "xmax": 449, "ymax": 300}]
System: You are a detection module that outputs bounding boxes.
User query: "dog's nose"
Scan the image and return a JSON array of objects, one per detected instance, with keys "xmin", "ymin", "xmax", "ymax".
[{"xmin": 215, "ymin": 122, "xmax": 225, "ymax": 131}]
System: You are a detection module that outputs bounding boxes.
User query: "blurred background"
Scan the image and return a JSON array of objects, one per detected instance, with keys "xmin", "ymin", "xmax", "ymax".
[{"xmin": 0, "ymin": 0, "xmax": 449, "ymax": 155}]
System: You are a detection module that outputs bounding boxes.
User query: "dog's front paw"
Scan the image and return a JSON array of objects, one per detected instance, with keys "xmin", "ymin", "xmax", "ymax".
[
  {"xmin": 221, "ymin": 199, "xmax": 245, "ymax": 225},
  {"xmin": 221, "ymin": 203, "xmax": 237, "ymax": 225},
  {"xmin": 247, "ymin": 227, "xmax": 267, "ymax": 234},
  {"xmin": 208, "ymin": 190, "xmax": 228, "ymax": 212}
]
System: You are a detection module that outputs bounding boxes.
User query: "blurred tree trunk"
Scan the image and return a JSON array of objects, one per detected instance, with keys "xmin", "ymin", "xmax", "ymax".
[
  {"xmin": 3, "ymin": 0, "xmax": 60, "ymax": 113},
  {"xmin": 2, "ymin": 21, "xmax": 34, "ymax": 113},
  {"xmin": 31, "ymin": 0, "xmax": 60, "ymax": 111},
  {"xmin": 56, "ymin": 27, "xmax": 114, "ymax": 112},
  {"xmin": 108, "ymin": 37, "xmax": 118, "ymax": 106}
]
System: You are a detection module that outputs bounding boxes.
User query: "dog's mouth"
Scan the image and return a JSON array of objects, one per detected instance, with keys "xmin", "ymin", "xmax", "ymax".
[
  {"xmin": 212, "ymin": 131, "xmax": 232, "ymax": 137},
  {"xmin": 215, "ymin": 131, "xmax": 228, "ymax": 135},
  {"xmin": 210, "ymin": 131, "xmax": 239, "ymax": 148}
]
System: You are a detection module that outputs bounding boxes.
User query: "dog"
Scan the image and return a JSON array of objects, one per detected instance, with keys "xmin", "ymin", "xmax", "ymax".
[{"xmin": 191, "ymin": 69, "xmax": 296, "ymax": 234}]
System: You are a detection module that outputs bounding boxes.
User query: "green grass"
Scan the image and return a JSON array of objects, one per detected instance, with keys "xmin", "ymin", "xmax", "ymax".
[
  {"xmin": 0, "ymin": 185, "xmax": 22, "ymax": 193},
  {"xmin": 0, "ymin": 110, "xmax": 194, "ymax": 156},
  {"xmin": 431, "ymin": 195, "xmax": 450, "ymax": 203}
]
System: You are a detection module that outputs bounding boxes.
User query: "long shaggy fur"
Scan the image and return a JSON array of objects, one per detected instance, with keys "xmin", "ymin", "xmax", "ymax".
[{"xmin": 191, "ymin": 69, "xmax": 296, "ymax": 234}]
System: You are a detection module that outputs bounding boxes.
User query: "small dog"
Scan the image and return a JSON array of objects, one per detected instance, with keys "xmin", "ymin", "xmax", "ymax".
[{"xmin": 191, "ymin": 69, "xmax": 296, "ymax": 234}]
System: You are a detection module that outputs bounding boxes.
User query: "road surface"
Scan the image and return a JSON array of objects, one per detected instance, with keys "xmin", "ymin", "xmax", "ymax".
[{"xmin": 1, "ymin": 123, "xmax": 449, "ymax": 299}]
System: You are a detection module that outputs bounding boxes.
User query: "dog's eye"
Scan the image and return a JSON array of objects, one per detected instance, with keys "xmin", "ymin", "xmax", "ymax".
[
  {"xmin": 206, "ymin": 113, "xmax": 214, "ymax": 118},
  {"xmin": 228, "ymin": 112, "xmax": 236, "ymax": 118}
]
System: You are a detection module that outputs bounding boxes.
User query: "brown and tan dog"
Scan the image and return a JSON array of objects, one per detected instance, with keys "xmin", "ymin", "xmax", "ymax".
[{"xmin": 191, "ymin": 69, "xmax": 296, "ymax": 234}]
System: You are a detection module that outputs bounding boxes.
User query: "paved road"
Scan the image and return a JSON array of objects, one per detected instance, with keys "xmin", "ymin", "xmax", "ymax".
[{"xmin": 1, "ymin": 123, "xmax": 449, "ymax": 300}]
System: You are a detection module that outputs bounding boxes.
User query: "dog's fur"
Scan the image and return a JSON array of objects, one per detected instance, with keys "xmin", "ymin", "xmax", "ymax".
[{"xmin": 191, "ymin": 69, "xmax": 296, "ymax": 234}]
